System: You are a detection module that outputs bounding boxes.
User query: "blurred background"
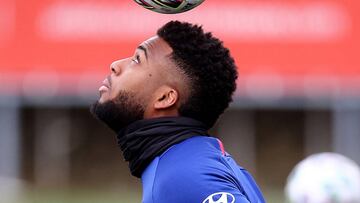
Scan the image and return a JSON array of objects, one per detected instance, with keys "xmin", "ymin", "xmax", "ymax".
[{"xmin": 1, "ymin": 0, "xmax": 360, "ymax": 202}]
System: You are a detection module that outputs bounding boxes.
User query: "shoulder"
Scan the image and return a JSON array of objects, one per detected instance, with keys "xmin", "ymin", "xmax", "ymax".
[
  {"xmin": 152, "ymin": 136, "xmax": 251, "ymax": 203},
  {"xmin": 157, "ymin": 136, "xmax": 227, "ymax": 176},
  {"xmin": 159, "ymin": 136, "xmax": 221, "ymax": 159}
]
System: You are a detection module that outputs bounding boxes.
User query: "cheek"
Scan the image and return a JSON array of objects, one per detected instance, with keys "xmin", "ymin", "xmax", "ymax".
[
  {"xmin": 132, "ymin": 75, "xmax": 162, "ymax": 104},
  {"xmin": 109, "ymin": 72, "xmax": 155, "ymax": 98}
]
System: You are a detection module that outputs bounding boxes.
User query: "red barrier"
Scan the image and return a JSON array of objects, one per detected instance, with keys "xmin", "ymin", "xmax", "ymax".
[{"xmin": 0, "ymin": 0, "xmax": 359, "ymax": 98}]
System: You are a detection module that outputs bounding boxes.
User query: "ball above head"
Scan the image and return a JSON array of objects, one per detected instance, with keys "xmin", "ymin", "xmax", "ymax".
[{"xmin": 133, "ymin": 0, "xmax": 205, "ymax": 14}]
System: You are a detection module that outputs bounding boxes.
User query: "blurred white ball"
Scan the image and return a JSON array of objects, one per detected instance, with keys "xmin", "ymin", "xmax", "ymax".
[{"xmin": 285, "ymin": 153, "xmax": 360, "ymax": 203}]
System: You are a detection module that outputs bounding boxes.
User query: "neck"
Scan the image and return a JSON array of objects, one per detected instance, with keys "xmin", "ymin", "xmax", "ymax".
[
  {"xmin": 117, "ymin": 116, "xmax": 209, "ymax": 178},
  {"xmin": 143, "ymin": 108, "xmax": 179, "ymax": 119}
]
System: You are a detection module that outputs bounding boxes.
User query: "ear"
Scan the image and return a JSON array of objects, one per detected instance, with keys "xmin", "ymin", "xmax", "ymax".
[{"xmin": 154, "ymin": 86, "xmax": 179, "ymax": 110}]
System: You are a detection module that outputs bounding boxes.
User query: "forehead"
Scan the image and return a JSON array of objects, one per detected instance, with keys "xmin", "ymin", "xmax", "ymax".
[{"xmin": 139, "ymin": 36, "xmax": 173, "ymax": 59}]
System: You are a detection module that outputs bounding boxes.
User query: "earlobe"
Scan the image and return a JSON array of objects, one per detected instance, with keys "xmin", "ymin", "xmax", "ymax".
[{"xmin": 154, "ymin": 89, "xmax": 178, "ymax": 109}]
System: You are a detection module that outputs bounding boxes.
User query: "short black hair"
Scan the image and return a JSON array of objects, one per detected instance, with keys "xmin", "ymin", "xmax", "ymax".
[{"xmin": 157, "ymin": 21, "xmax": 238, "ymax": 128}]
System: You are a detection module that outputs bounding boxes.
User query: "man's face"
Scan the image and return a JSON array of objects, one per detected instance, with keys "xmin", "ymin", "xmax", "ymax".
[
  {"xmin": 99, "ymin": 36, "xmax": 173, "ymax": 105},
  {"xmin": 91, "ymin": 36, "xmax": 174, "ymax": 131}
]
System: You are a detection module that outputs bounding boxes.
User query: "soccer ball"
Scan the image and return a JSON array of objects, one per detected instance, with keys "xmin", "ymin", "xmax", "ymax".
[
  {"xmin": 285, "ymin": 153, "xmax": 360, "ymax": 203},
  {"xmin": 133, "ymin": 0, "xmax": 205, "ymax": 14}
]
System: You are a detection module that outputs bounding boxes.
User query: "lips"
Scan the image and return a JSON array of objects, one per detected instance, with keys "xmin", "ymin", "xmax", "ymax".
[{"xmin": 99, "ymin": 78, "xmax": 111, "ymax": 92}]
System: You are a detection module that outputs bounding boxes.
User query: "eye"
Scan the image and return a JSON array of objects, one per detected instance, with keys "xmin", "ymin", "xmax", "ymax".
[{"xmin": 132, "ymin": 55, "xmax": 141, "ymax": 64}]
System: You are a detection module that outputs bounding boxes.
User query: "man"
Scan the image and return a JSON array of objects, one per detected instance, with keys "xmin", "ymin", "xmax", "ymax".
[{"xmin": 90, "ymin": 21, "xmax": 265, "ymax": 203}]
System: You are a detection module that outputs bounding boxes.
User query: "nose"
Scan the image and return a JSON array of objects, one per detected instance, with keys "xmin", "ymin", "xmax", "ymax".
[
  {"xmin": 110, "ymin": 61, "xmax": 119, "ymax": 75},
  {"xmin": 109, "ymin": 59, "xmax": 125, "ymax": 75}
]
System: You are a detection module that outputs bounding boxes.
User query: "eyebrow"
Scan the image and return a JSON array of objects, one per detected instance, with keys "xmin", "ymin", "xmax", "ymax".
[{"xmin": 137, "ymin": 45, "xmax": 148, "ymax": 59}]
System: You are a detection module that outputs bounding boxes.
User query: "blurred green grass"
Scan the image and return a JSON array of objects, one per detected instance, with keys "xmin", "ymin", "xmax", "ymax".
[
  {"xmin": 20, "ymin": 189, "xmax": 141, "ymax": 203},
  {"xmin": 263, "ymin": 188, "xmax": 286, "ymax": 203}
]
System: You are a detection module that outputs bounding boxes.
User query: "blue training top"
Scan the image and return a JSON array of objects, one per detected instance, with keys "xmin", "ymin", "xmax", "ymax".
[{"xmin": 141, "ymin": 136, "xmax": 266, "ymax": 203}]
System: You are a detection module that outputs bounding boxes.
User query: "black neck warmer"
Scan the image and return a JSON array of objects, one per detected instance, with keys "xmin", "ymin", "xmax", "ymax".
[{"xmin": 117, "ymin": 116, "xmax": 209, "ymax": 178}]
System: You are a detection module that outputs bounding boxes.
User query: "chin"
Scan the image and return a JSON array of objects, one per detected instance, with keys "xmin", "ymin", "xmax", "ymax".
[
  {"xmin": 98, "ymin": 98, "xmax": 106, "ymax": 104},
  {"xmin": 90, "ymin": 90, "xmax": 146, "ymax": 132},
  {"xmin": 98, "ymin": 95, "xmax": 110, "ymax": 104}
]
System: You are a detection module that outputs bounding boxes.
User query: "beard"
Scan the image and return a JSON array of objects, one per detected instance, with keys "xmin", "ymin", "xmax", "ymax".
[{"xmin": 90, "ymin": 91, "xmax": 146, "ymax": 132}]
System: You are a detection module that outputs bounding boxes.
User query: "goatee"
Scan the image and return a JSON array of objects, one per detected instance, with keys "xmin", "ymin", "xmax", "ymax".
[{"xmin": 90, "ymin": 91, "xmax": 145, "ymax": 132}]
